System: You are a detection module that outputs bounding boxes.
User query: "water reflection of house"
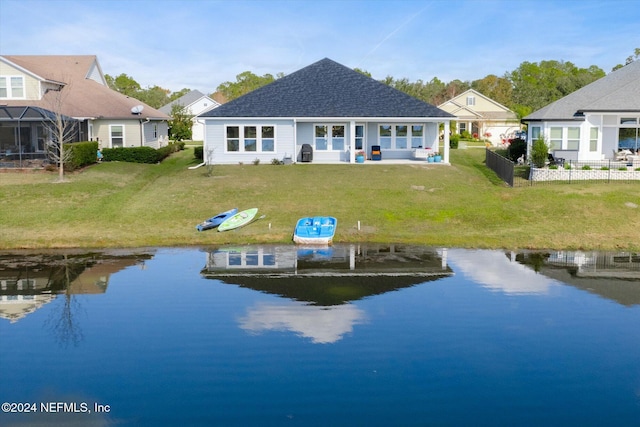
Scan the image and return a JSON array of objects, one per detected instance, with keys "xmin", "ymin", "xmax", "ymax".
[
  {"xmin": 516, "ymin": 251, "xmax": 640, "ymax": 306},
  {"xmin": 0, "ymin": 251, "xmax": 153, "ymax": 323},
  {"xmin": 202, "ymin": 244, "xmax": 452, "ymax": 344},
  {"xmin": 202, "ymin": 244, "xmax": 453, "ymax": 305}
]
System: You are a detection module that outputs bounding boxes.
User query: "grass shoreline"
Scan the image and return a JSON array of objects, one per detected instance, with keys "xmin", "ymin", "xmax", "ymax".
[{"xmin": 1, "ymin": 148, "xmax": 638, "ymax": 251}]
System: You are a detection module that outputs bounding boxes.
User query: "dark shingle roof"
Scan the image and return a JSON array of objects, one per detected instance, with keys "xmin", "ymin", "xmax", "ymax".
[
  {"xmin": 200, "ymin": 58, "xmax": 453, "ymax": 118},
  {"xmin": 524, "ymin": 60, "xmax": 640, "ymax": 121}
]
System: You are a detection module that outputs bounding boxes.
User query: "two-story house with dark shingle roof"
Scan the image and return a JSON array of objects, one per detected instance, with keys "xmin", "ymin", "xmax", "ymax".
[{"xmin": 198, "ymin": 58, "xmax": 455, "ymax": 164}]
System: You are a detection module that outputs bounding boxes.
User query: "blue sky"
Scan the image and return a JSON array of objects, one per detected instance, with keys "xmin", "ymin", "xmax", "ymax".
[{"xmin": 1, "ymin": 0, "xmax": 638, "ymax": 94}]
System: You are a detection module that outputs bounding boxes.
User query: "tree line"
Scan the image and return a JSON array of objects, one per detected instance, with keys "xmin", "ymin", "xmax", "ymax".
[{"xmin": 106, "ymin": 48, "xmax": 639, "ymax": 121}]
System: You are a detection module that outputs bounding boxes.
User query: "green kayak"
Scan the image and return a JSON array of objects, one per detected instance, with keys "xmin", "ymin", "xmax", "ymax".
[{"xmin": 218, "ymin": 208, "xmax": 259, "ymax": 232}]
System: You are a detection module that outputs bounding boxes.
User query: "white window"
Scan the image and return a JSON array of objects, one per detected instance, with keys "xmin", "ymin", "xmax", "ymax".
[
  {"xmin": 379, "ymin": 124, "xmax": 424, "ymax": 149},
  {"xmin": 0, "ymin": 76, "xmax": 25, "ymax": 99},
  {"xmin": 153, "ymin": 124, "xmax": 158, "ymax": 139},
  {"xmin": 549, "ymin": 127, "xmax": 563, "ymax": 150},
  {"xmin": 531, "ymin": 126, "xmax": 541, "ymax": 141},
  {"xmin": 396, "ymin": 125, "xmax": 408, "ymax": 149},
  {"xmin": 379, "ymin": 125, "xmax": 392, "ymax": 149},
  {"xmin": 314, "ymin": 124, "xmax": 345, "ymax": 151},
  {"xmin": 589, "ymin": 127, "xmax": 598, "ymax": 152},
  {"xmin": 411, "ymin": 125, "xmax": 424, "ymax": 148},
  {"xmin": 225, "ymin": 125, "xmax": 276, "ymax": 153},
  {"xmin": 567, "ymin": 127, "xmax": 580, "ymax": 150},
  {"xmin": 466, "ymin": 96, "xmax": 475, "ymax": 106},
  {"xmin": 355, "ymin": 125, "xmax": 364, "ymax": 150},
  {"xmin": 110, "ymin": 125, "xmax": 124, "ymax": 147}
]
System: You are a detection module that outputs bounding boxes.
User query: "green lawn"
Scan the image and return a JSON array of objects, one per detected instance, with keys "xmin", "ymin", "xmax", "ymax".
[{"xmin": 0, "ymin": 147, "xmax": 638, "ymax": 250}]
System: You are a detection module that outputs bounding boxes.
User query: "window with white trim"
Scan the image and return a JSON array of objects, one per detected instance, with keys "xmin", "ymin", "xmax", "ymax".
[
  {"xmin": 314, "ymin": 124, "xmax": 345, "ymax": 151},
  {"xmin": 110, "ymin": 125, "xmax": 124, "ymax": 147},
  {"xmin": 589, "ymin": 127, "xmax": 598, "ymax": 152},
  {"xmin": 549, "ymin": 127, "xmax": 563, "ymax": 150},
  {"xmin": 567, "ymin": 127, "xmax": 580, "ymax": 150},
  {"xmin": 225, "ymin": 125, "xmax": 276, "ymax": 153},
  {"xmin": 411, "ymin": 125, "xmax": 424, "ymax": 148},
  {"xmin": 466, "ymin": 96, "xmax": 475, "ymax": 106},
  {"xmin": 379, "ymin": 124, "xmax": 425, "ymax": 149},
  {"xmin": 0, "ymin": 76, "xmax": 25, "ymax": 99},
  {"xmin": 396, "ymin": 125, "xmax": 408, "ymax": 149}
]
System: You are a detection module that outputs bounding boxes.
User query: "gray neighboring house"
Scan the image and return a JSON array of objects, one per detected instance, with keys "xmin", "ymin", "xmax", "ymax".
[
  {"xmin": 159, "ymin": 90, "xmax": 220, "ymax": 141},
  {"xmin": 523, "ymin": 60, "xmax": 640, "ymax": 162},
  {"xmin": 198, "ymin": 58, "xmax": 454, "ymax": 164}
]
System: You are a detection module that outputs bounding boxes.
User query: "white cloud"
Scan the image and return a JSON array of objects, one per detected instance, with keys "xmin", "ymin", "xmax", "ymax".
[{"xmin": 238, "ymin": 301, "xmax": 367, "ymax": 344}]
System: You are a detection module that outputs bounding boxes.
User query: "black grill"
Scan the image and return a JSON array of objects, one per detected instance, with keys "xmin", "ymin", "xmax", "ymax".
[{"xmin": 301, "ymin": 144, "xmax": 313, "ymax": 162}]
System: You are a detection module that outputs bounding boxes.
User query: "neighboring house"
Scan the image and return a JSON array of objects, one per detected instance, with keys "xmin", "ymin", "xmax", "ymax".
[
  {"xmin": 0, "ymin": 55, "xmax": 170, "ymax": 160},
  {"xmin": 159, "ymin": 90, "xmax": 220, "ymax": 141},
  {"xmin": 523, "ymin": 60, "xmax": 640, "ymax": 162},
  {"xmin": 198, "ymin": 58, "xmax": 454, "ymax": 164},
  {"xmin": 438, "ymin": 89, "xmax": 520, "ymax": 146}
]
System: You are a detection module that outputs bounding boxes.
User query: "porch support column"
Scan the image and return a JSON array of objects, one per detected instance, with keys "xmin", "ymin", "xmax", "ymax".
[
  {"xmin": 443, "ymin": 121, "xmax": 450, "ymax": 163},
  {"xmin": 349, "ymin": 120, "xmax": 356, "ymax": 163}
]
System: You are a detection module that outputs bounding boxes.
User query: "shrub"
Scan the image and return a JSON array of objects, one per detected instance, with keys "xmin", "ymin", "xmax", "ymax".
[
  {"xmin": 600, "ymin": 166, "xmax": 609, "ymax": 170},
  {"xmin": 449, "ymin": 134, "xmax": 459, "ymax": 149},
  {"xmin": 549, "ymin": 165, "xmax": 558, "ymax": 169},
  {"xmin": 581, "ymin": 165, "xmax": 592, "ymax": 170},
  {"xmin": 64, "ymin": 141, "xmax": 99, "ymax": 170},
  {"xmin": 619, "ymin": 167, "xmax": 628, "ymax": 171},
  {"xmin": 531, "ymin": 136, "xmax": 549, "ymax": 168},
  {"xmin": 194, "ymin": 146, "xmax": 203, "ymax": 160},
  {"xmin": 271, "ymin": 158, "xmax": 284, "ymax": 165},
  {"xmin": 102, "ymin": 146, "xmax": 162, "ymax": 163},
  {"xmin": 506, "ymin": 138, "xmax": 526, "ymax": 162},
  {"xmin": 252, "ymin": 158, "xmax": 260, "ymax": 165}
]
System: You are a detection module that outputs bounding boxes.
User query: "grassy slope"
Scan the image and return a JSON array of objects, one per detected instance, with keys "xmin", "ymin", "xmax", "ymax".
[{"xmin": 0, "ymin": 148, "xmax": 638, "ymax": 250}]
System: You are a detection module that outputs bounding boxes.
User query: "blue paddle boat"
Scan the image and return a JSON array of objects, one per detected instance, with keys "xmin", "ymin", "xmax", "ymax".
[
  {"xmin": 196, "ymin": 208, "xmax": 238, "ymax": 231},
  {"xmin": 293, "ymin": 216, "xmax": 337, "ymax": 245}
]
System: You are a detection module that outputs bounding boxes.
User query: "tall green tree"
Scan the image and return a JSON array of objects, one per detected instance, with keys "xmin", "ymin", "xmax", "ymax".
[
  {"xmin": 471, "ymin": 75, "xmax": 513, "ymax": 107},
  {"xmin": 105, "ymin": 73, "xmax": 141, "ymax": 97},
  {"xmin": 135, "ymin": 85, "xmax": 171, "ymax": 109},
  {"xmin": 215, "ymin": 71, "xmax": 284, "ymax": 101},
  {"xmin": 168, "ymin": 104, "xmax": 193, "ymax": 141},
  {"xmin": 507, "ymin": 60, "xmax": 604, "ymax": 112}
]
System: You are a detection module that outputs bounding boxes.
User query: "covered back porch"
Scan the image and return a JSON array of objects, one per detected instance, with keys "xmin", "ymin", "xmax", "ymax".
[{"xmin": 294, "ymin": 119, "xmax": 451, "ymax": 164}]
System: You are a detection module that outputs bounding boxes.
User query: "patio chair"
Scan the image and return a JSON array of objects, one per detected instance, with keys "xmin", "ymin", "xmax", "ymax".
[
  {"xmin": 614, "ymin": 149, "xmax": 628, "ymax": 161},
  {"xmin": 548, "ymin": 153, "xmax": 564, "ymax": 167}
]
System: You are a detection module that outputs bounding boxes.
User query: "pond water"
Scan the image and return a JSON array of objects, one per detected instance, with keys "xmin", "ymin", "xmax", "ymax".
[{"xmin": 1, "ymin": 244, "xmax": 639, "ymax": 427}]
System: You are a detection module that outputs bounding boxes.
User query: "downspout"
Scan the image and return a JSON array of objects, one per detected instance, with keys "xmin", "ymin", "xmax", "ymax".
[{"xmin": 293, "ymin": 118, "xmax": 298, "ymax": 163}]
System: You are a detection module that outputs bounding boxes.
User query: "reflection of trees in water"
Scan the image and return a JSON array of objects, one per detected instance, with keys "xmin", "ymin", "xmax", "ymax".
[
  {"xmin": 46, "ymin": 291, "xmax": 85, "ymax": 347},
  {"xmin": 44, "ymin": 254, "xmax": 87, "ymax": 347}
]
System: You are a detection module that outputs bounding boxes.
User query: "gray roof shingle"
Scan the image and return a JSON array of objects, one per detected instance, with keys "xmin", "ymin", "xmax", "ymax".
[
  {"xmin": 524, "ymin": 60, "xmax": 640, "ymax": 121},
  {"xmin": 200, "ymin": 58, "xmax": 454, "ymax": 119},
  {"xmin": 159, "ymin": 90, "xmax": 208, "ymax": 114}
]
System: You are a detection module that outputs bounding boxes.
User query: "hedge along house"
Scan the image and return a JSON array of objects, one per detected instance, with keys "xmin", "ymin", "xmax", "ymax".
[
  {"xmin": 199, "ymin": 58, "xmax": 454, "ymax": 164},
  {"xmin": 0, "ymin": 55, "xmax": 170, "ymax": 165},
  {"xmin": 523, "ymin": 59, "xmax": 640, "ymax": 162}
]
